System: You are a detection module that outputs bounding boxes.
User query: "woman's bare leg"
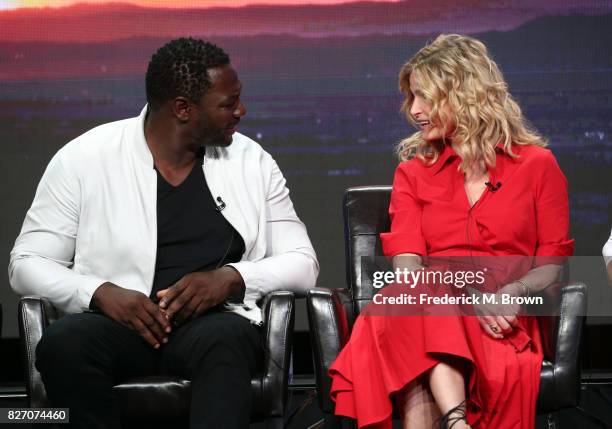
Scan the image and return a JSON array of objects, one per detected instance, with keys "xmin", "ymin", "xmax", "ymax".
[
  {"xmin": 395, "ymin": 377, "xmax": 440, "ymax": 429},
  {"xmin": 428, "ymin": 361, "xmax": 471, "ymax": 429}
]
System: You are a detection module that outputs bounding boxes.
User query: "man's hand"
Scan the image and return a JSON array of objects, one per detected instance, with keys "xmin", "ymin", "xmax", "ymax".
[
  {"xmin": 91, "ymin": 282, "xmax": 171, "ymax": 349},
  {"xmin": 157, "ymin": 267, "xmax": 245, "ymax": 326}
]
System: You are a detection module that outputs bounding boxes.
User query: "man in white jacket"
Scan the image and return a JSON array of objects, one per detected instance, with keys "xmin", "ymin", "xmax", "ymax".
[
  {"xmin": 9, "ymin": 38, "xmax": 318, "ymax": 428},
  {"xmin": 604, "ymin": 228, "xmax": 612, "ymax": 287}
]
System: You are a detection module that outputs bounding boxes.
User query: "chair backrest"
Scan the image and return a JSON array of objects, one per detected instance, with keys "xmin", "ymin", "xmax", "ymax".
[{"xmin": 343, "ymin": 186, "xmax": 392, "ymax": 316}]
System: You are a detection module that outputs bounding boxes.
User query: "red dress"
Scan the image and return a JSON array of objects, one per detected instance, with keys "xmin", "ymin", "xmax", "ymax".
[{"xmin": 329, "ymin": 144, "xmax": 574, "ymax": 429}]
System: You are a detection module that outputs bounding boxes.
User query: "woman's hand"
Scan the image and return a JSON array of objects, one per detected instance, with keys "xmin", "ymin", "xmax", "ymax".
[
  {"xmin": 477, "ymin": 313, "xmax": 518, "ymax": 339},
  {"xmin": 474, "ymin": 283, "xmax": 522, "ymax": 339}
]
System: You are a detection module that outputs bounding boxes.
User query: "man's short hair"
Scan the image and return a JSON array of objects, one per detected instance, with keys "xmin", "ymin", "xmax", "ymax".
[{"xmin": 145, "ymin": 38, "xmax": 230, "ymax": 111}]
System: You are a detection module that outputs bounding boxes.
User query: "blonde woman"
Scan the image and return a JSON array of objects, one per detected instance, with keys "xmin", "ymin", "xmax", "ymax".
[{"xmin": 329, "ymin": 35, "xmax": 574, "ymax": 429}]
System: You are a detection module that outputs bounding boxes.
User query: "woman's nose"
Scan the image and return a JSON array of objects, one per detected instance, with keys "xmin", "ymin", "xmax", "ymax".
[
  {"xmin": 410, "ymin": 95, "xmax": 426, "ymax": 118},
  {"xmin": 410, "ymin": 98, "xmax": 422, "ymax": 118}
]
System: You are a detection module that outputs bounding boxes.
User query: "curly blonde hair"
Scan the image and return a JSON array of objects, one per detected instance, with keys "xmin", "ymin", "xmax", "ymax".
[{"xmin": 396, "ymin": 34, "xmax": 546, "ymax": 170}]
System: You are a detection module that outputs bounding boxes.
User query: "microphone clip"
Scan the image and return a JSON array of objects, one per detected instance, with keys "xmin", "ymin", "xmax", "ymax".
[
  {"xmin": 485, "ymin": 181, "xmax": 502, "ymax": 193},
  {"xmin": 215, "ymin": 196, "xmax": 226, "ymax": 212}
]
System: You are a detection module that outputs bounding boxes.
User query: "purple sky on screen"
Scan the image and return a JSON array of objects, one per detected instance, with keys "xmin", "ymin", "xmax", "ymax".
[{"xmin": 0, "ymin": 1, "xmax": 610, "ymax": 42}]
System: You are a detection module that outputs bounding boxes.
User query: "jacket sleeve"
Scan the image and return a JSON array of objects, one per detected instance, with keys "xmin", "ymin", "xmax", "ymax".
[
  {"xmin": 603, "ymin": 228, "xmax": 612, "ymax": 267},
  {"xmin": 227, "ymin": 157, "xmax": 319, "ymax": 301},
  {"xmin": 8, "ymin": 150, "xmax": 106, "ymax": 313}
]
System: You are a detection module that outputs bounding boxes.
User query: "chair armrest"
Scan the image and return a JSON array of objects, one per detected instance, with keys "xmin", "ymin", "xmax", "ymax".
[
  {"xmin": 306, "ymin": 287, "xmax": 353, "ymax": 413},
  {"xmin": 537, "ymin": 282, "xmax": 587, "ymax": 412},
  {"xmin": 18, "ymin": 296, "xmax": 58, "ymax": 408},
  {"xmin": 259, "ymin": 291, "xmax": 295, "ymax": 416},
  {"xmin": 552, "ymin": 282, "xmax": 586, "ymax": 408}
]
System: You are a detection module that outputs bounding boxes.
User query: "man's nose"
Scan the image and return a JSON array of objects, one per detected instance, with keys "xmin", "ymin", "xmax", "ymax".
[{"xmin": 234, "ymin": 102, "xmax": 246, "ymax": 118}]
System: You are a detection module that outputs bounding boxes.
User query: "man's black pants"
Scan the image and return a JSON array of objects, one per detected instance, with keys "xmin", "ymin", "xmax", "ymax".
[{"xmin": 35, "ymin": 311, "xmax": 263, "ymax": 429}]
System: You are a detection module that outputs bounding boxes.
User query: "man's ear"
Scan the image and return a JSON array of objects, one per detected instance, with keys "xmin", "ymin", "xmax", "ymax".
[{"xmin": 170, "ymin": 97, "xmax": 192, "ymax": 123}]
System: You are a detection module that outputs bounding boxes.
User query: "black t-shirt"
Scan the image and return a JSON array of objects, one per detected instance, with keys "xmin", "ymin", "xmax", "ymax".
[{"xmin": 150, "ymin": 154, "xmax": 245, "ymax": 300}]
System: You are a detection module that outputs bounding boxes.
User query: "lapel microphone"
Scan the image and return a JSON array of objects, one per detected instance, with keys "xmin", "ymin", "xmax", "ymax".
[
  {"xmin": 215, "ymin": 196, "xmax": 227, "ymax": 212},
  {"xmin": 485, "ymin": 181, "xmax": 502, "ymax": 192}
]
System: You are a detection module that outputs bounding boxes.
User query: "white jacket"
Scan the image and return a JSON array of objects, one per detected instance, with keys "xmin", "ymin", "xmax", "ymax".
[
  {"xmin": 604, "ymin": 228, "xmax": 612, "ymax": 267},
  {"xmin": 9, "ymin": 107, "xmax": 319, "ymax": 325}
]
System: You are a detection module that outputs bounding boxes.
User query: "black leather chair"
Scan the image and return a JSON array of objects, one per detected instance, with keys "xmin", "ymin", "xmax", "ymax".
[
  {"xmin": 19, "ymin": 291, "xmax": 295, "ymax": 428},
  {"xmin": 307, "ymin": 186, "xmax": 587, "ymax": 428}
]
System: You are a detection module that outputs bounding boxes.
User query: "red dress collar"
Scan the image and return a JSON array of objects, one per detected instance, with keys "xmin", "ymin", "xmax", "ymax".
[{"xmin": 429, "ymin": 142, "xmax": 516, "ymax": 175}]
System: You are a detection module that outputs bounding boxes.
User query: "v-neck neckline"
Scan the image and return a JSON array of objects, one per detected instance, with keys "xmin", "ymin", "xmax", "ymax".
[
  {"xmin": 464, "ymin": 181, "xmax": 488, "ymax": 209},
  {"xmin": 462, "ymin": 168, "xmax": 491, "ymax": 209},
  {"xmin": 156, "ymin": 159, "xmax": 201, "ymax": 190}
]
